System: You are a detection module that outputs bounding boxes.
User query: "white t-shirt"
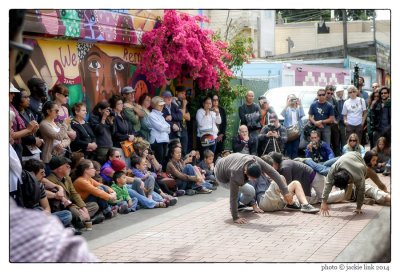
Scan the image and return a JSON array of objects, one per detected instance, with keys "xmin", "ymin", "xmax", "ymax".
[{"xmin": 342, "ymin": 97, "xmax": 366, "ymax": 126}]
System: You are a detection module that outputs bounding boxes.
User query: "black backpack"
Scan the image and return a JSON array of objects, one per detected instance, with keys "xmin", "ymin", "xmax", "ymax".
[{"xmin": 14, "ymin": 170, "xmax": 42, "ymax": 209}]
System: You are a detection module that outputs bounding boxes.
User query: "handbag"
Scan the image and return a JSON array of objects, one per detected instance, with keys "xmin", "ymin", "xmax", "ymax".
[
  {"xmin": 286, "ymin": 123, "xmax": 301, "ymax": 142},
  {"xmin": 120, "ymin": 140, "xmax": 135, "ymax": 158},
  {"xmin": 200, "ymin": 132, "xmax": 215, "ymax": 147}
]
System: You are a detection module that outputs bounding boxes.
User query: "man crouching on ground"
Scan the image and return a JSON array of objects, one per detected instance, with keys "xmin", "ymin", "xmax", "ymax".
[
  {"xmin": 214, "ymin": 153, "xmax": 292, "ymax": 224},
  {"xmin": 320, "ymin": 151, "xmax": 367, "ymax": 216}
]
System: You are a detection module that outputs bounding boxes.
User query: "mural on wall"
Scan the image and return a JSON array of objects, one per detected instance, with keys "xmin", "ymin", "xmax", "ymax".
[
  {"xmin": 13, "ymin": 10, "xmax": 194, "ymax": 110},
  {"xmin": 26, "ymin": 9, "xmax": 164, "ymax": 45},
  {"xmin": 287, "ymin": 65, "xmax": 350, "ymax": 87},
  {"xmin": 12, "ymin": 39, "xmax": 151, "ymax": 110}
]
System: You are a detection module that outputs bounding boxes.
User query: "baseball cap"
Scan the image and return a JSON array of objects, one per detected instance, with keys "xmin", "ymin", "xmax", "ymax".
[
  {"xmin": 121, "ymin": 86, "xmax": 135, "ymax": 94},
  {"xmin": 161, "ymin": 90, "xmax": 172, "ymax": 97},
  {"xmin": 336, "ymin": 86, "xmax": 344, "ymax": 92},
  {"xmin": 49, "ymin": 156, "xmax": 72, "ymax": 170},
  {"xmin": 269, "ymin": 114, "xmax": 277, "ymax": 122},
  {"xmin": 151, "ymin": 96, "xmax": 166, "ymax": 108}
]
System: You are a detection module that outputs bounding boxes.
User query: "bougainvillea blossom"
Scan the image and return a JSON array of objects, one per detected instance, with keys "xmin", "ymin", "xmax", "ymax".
[{"xmin": 138, "ymin": 10, "xmax": 233, "ymax": 90}]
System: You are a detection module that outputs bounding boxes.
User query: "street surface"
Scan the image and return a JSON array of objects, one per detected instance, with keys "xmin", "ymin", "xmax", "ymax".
[{"xmin": 83, "ymin": 173, "xmax": 390, "ymax": 263}]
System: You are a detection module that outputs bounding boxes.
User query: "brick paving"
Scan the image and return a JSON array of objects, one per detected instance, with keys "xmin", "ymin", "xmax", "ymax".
[{"xmin": 91, "ymin": 175, "xmax": 390, "ymax": 263}]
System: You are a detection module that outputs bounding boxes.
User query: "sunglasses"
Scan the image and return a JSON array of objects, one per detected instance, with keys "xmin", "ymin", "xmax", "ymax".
[
  {"xmin": 326, "ymin": 92, "xmax": 333, "ymax": 95},
  {"xmin": 381, "ymin": 92, "xmax": 388, "ymax": 95},
  {"xmin": 349, "ymin": 139, "xmax": 357, "ymax": 142},
  {"xmin": 318, "ymin": 94, "xmax": 325, "ymax": 97},
  {"xmin": 9, "ymin": 41, "xmax": 34, "ymax": 75},
  {"xmin": 348, "ymin": 91, "xmax": 356, "ymax": 94}
]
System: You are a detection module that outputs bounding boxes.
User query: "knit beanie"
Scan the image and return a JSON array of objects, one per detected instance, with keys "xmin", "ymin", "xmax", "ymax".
[{"xmin": 111, "ymin": 159, "xmax": 127, "ymax": 172}]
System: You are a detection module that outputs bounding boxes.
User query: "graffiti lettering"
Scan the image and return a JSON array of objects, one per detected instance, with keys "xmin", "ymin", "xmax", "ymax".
[
  {"xmin": 58, "ymin": 45, "xmax": 78, "ymax": 68},
  {"xmin": 123, "ymin": 48, "xmax": 142, "ymax": 64}
]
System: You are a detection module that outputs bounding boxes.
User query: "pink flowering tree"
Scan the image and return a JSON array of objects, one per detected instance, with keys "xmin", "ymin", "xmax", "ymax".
[{"xmin": 137, "ymin": 10, "xmax": 233, "ymax": 91}]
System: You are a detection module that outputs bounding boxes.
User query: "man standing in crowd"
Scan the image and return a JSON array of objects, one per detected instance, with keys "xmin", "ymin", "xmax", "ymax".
[
  {"xmin": 325, "ymin": 85, "xmax": 341, "ymax": 157},
  {"xmin": 214, "ymin": 153, "xmax": 292, "ymax": 224},
  {"xmin": 121, "ymin": 86, "xmax": 144, "ymax": 136},
  {"xmin": 357, "ymin": 77, "xmax": 369, "ymax": 102},
  {"xmin": 335, "ymin": 86, "xmax": 347, "ymax": 151},
  {"xmin": 342, "ymin": 85, "xmax": 367, "ymax": 142},
  {"xmin": 257, "ymin": 114, "xmax": 287, "ymax": 156},
  {"xmin": 239, "ymin": 90, "xmax": 262, "ymax": 144},
  {"xmin": 371, "ymin": 87, "xmax": 391, "ymax": 145},
  {"xmin": 161, "ymin": 90, "xmax": 183, "ymax": 142},
  {"xmin": 173, "ymin": 86, "xmax": 190, "ymax": 155},
  {"xmin": 27, "ymin": 77, "xmax": 48, "ymax": 122},
  {"xmin": 308, "ymin": 88, "xmax": 334, "ymax": 145},
  {"xmin": 258, "ymin": 96, "xmax": 276, "ymax": 127}
]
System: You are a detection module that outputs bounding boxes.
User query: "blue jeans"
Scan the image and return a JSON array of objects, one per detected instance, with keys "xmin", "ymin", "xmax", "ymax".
[
  {"xmin": 175, "ymin": 164, "xmax": 212, "ymax": 190},
  {"xmin": 85, "ymin": 185, "xmax": 111, "ymax": 213},
  {"xmin": 126, "ymin": 185, "xmax": 157, "ymax": 209},
  {"xmin": 180, "ymin": 129, "xmax": 188, "ymax": 155},
  {"xmin": 285, "ymin": 137, "xmax": 300, "ymax": 159},
  {"xmin": 304, "ymin": 157, "xmax": 339, "ymax": 176},
  {"xmin": 317, "ymin": 125, "xmax": 331, "ymax": 146},
  {"xmin": 53, "ymin": 210, "xmax": 72, "ymax": 227}
]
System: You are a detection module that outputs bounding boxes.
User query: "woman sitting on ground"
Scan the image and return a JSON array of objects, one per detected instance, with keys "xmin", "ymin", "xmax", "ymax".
[
  {"xmin": 342, "ymin": 133, "xmax": 365, "ymax": 157},
  {"xmin": 132, "ymin": 137, "xmax": 184, "ymax": 197},
  {"xmin": 166, "ymin": 145, "xmax": 213, "ymax": 195},
  {"xmin": 73, "ymin": 159, "xmax": 118, "ymax": 219},
  {"xmin": 372, "ymin": 137, "xmax": 391, "ymax": 173}
]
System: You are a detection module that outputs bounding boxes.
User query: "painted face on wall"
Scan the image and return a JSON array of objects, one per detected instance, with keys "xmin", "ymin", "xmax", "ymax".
[{"xmin": 79, "ymin": 44, "xmax": 130, "ymax": 109}]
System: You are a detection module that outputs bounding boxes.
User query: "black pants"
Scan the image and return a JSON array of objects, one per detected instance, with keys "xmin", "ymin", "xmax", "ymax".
[{"xmin": 151, "ymin": 142, "xmax": 168, "ymax": 171}]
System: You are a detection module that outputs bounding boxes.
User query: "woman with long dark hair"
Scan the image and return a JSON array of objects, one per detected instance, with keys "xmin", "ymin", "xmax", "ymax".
[
  {"xmin": 12, "ymin": 88, "xmax": 43, "ymax": 161},
  {"xmin": 109, "ymin": 94, "xmax": 136, "ymax": 167},
  {"xmin": 89, "ymin": 101, "xmax": 114, "ymax": 165},
  {"xmin": 73, "ymin": 159, "xmax": 118, "ymax": 219}
]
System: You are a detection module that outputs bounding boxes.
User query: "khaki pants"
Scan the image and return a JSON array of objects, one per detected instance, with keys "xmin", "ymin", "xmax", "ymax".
[{"xmin": 258, "ymin": 181, "xmax": 298, "ymax": 212}]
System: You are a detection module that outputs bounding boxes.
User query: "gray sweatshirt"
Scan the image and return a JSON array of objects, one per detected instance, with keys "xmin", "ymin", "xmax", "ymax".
[
  {"xmin": 215, "ymin": 153, "xmax": 288, "ymax": 220},
  {"xmin": 323, "ymin": 152, "xmax": 366, "ymax": 209}
]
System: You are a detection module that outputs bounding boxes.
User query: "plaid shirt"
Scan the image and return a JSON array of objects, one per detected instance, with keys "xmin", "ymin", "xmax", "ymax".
[{"xmin": 9, "ymin": 198, "xmax": 98, "ymax": 262}]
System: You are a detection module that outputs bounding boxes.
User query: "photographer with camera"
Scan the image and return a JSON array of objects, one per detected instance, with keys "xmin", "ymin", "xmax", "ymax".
[
  {"xmin": 257, "ymin": 114, "xmax": 287, "ymax": 157},
  {"xmin": 305, "ymin": 130, "xmax": 334, "ymax": 163},
  {"xmin": 281, "ymin": 94, "xmax": 304, "ymax": 159},
  {"xmin": 89, "ymin": 101, "xmax": 115, "ymax": 165}
]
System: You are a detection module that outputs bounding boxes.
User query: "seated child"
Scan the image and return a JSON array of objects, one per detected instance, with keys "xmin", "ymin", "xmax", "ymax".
[
  {"xmin": 131, "ymin": 156, "xmax": 177, "ymax": 206},
  {"xmin": 110, "ymin": 171, "xmax": 139, "ymax": 213},
  {"xmin": 197, "ymin": 150, "xmax": 217, "ymax": 188}
]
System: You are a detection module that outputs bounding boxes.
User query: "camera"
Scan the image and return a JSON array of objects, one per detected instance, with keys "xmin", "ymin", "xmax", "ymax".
[
  {"xmin": 291, "ymin": 98, "xmax": 297, "ymax": 102},
  {"xmin": 147, "ymin": 149, "xmax": 153, "ymax": 155},
  {"xmin": 107, "ymin": 109, "xmax": 117, "ymax": 117},
  {"xmin": 268, "ymin": 123, "xmax": 276, "ymax": 131},
  {"xmin": 312, "ymin": 141, "xmax": 318, "ymax": 149}
]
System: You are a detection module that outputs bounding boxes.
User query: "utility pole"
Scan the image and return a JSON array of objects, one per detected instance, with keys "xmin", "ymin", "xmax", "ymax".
[
  {"xmin": 373, "ymin": 10, "xmax": 377, "ymax": 61},
  {"xmin": 342, "ymin": 9, "xmax": 348, "ymax": 59}
]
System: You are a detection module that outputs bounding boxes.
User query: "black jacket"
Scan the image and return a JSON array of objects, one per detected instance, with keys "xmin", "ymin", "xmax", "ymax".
[
  {"xmin": 232, "ymin": 134, "xmax": 257, "ymax": 155},
  {"xmin": 257, "ymin": 124, "xmax": 287, "ymax": 156},
  {"xmin": 88, "ymin": 114, "xmax": 113, "ymax": 149},
  {"xmin": 71, "ymin": 120, "xmax": 96, "ymax": 155},
  {"xmin": 162, "ymin": 103, "xmax": 183, "ymax": 139}
]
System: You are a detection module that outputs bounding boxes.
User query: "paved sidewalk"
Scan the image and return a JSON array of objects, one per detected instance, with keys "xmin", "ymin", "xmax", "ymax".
[{"xmin": 88, "ymin": 175, "xmax": 390, "ymax": 263}]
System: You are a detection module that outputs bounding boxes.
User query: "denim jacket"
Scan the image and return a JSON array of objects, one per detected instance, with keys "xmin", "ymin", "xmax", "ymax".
[{"xmin": 281, "ymin": 106, "xmax": 305, "ymax": 130}]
